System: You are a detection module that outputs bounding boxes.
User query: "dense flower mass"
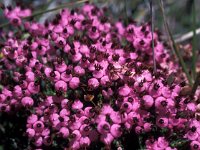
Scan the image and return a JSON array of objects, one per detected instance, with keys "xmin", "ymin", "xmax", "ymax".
[{"xmin": 0, "ymin": 3, "xmax": 200, "ymax": 150}]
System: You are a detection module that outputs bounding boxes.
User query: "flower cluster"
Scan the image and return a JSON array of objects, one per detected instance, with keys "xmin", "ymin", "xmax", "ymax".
[
  {"xmin": 0, "ymin": 3, "xmax": 199, "ymax": 150},
  {"xmin": 3, "ymin": 6, "xmax": 31, "ymax": 26}
]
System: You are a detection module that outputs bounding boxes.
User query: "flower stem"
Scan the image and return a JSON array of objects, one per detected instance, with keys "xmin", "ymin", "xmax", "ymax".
[
  {"xmin": 192, "ymin": 0, "xmax": 197, "ymax": 79},
  {"xmin": 191, "ymin": 72, "xmax": 200, "ymax": 98},
  {"xmin": 149, "ymin": 0, "xmax": 156, "ymax": 74},
  {"xmin": 159, "ymin": 0, "xmax": 193, "ymax": 86}
]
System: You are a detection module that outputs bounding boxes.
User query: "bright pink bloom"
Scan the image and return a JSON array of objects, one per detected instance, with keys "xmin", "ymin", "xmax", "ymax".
[{"xmin": 21, "ymin": 97, "xmax": 34, "ymax": 107}]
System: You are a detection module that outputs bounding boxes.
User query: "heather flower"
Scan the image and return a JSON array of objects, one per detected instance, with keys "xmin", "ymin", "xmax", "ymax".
[
  {"xmin": 80, "ymin": 124, "xmax": 90, "ymax": 136},
  {"xmin": 61, "ymin": 71, "xmax": 72, "ymax": 82},
  {"xmin": 72, "ymin": 99, "xmax": 83, "ymax": 110},
  {"xmin": 34, "ymin": 136, "xmax": 43, "ymax": 147},
  {"xmin": 110, "ymin": 124, "xmax": 122, "ymax": 138},
  {"xmin": 142, "ymin": 95, "xmax": 154, "ymax": 109},
  {"xmin": 100, "ymin": 133, "xmax": 114, "ymax": 145},
  {"xmin": 55, "ymin": 80, "xmax": 67, "ymax": 91},
  {"xmin": 27, "ymin": 114, "xmax": 38, "ymax": 124},
  {"xmin": 118, "ymin": 84, "xmax": 131, "ymax": 97},
  {"xmin": 110, "ymin": 111, "xmax": 122, "ymax": 124},
  {"xmin": 33, "ymin": 121, "xmax": 44, "ymax": 132},
  {"xmin": 71, "ymin": 130, "xmax": 81, "ymax": 141},
  {"xmin": 143, "ymin": 122, "xmax": 152, "ymax": 132},
  {"xmin": 100, "ymin": 75, "xmax": 110, "ymax": 87},
  {"xmin": 121, "ymin": 102, "xmax": 132, "ymax": 113},
  {"xmin": 25, "ymin": 71, "xmax": 35, "ymax": 82},
  {"xmin": 97, "ymin": 121, "xmax": 110, "ymax": 134},
  {"xmin": 88, "ymin": 78, "xmax": 99, "ymax": 89},
  {"xmin": 26, "ymin": 128, "xmax": 35, "ymax": 138},
  {"xmin": 190, "ymin": 141, "xmax": 200, "ymax": 150},
  {"xmin": 21, "ymin": 96, "xmax": 34, "ymax": 107},
  {"xmin": 55, "ymin": 61, "xmax": 67, "ymax": 73},
  {"xmin": 43, "ymin": 136, "xmax": 52, "ymax": 146},
  {"xmin": 41, "ymin": 128, "xmax": 50, "ymax": 137},
  {"xmin": 69, "ymin": 140, "xmax": 80, "ymax": 150},
  {"xmin": 27, "ymin": 82, "xmax": 40, "ymax": 94},
  {"xmin": 59, "ymin": 127, "xmax": 69, "ymax": 138},
  {"xmin": 155, "ymin": 137, "xmax": 169, "ymax": 149},
  {"xmin": 156, "ymin": 117, "xmax": 169, "ymax": 128},
  {"xmin": 79, "ymin": 136, "xmax": 91, "ymax": 147},
  {"xmin": 69, "ymin": 119, "xmax": 82, "ymax": 131},
  {"xmin": 74, "ymin": 66, "xmax": 85, "ymax": 76},
  {"xmin": 69, "ymin": 77, "xmax": 80, "ymax": 89},
  {"xmin": 13, "ymin": 85, "xmax": 23, "ymax": 98}
]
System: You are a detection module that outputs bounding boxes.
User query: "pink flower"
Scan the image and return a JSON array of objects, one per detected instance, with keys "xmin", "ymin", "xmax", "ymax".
[
  {"xmin": 13, "ymin": 85, "xmax": 22, "ymax": 98},
  {"xmin": 110, "ymin": 124, "xmax": 122, "ymax": 138},
  {"xmin": 110, "ymin": 111, "xmax": 122, "ymax": 124},
  {"xmin": 155, "ymin": 137, "xmax": 169, "ymax": 149},
  {"xmin": 135, "ymin": 126, "xmax": 143, "ymax": 134},
  {"xmin": 33, "ymin": 121, "xmax": 44, "ymax": 132},
  {"xmin": 72, "ymin": 99, "xmax": 83, "ymax": 110},
  {"xmin": 69, "ymin": 77, "xmax": 80, "ymax": 89},
  {"xmin": 88, "ymin": 78, "xmax": 99, "ymax": 89},
  {"xmin": 144, "ymin": 122, "xmax": 152, "ymax": 132},
  {"xmin": 27, "ymin": 114, "xmax": 38, "ymax": 124},
  {"xmin": 10, "ymin": 17, "xmax": 22, "ymax": 26},
  {"xmin": 100, "ymin": 133, "xmax": 114, "ymax": 145},
  {"xmin": 100, "ymin": 75, "xmax": 110, "ymax": 87},
  {"xmin": 26, "ymin": 128, "xmax": 35, "ymax": 138},
  {"xmin": 121, "ymin": 102, "xmax": 132, "ymax": 113},
  {"xmin": 25, "ymin": 71, "xmax": 35, "ymax": 82},
  {"xmin": 97, "ymin": 121, "xmax": 110, "ymax": 134},
  {"xmin": 55, "ymin": 80, "xmax": 67, "ymax": 91},
  {"xmin": 21, "ymin": 96, "xmax": 34, "ymax": 107},
  {"xmin": 43, "ymin": 136, "xmax": 52, "ymax": 146},
  {"xmin": 27, "ymin": 82, "xmax": 40, "ymax": 94},
  {"xmin": 142, "ymin": 95, "xmax": 154, "ymax": 109},
  {"xmin": 156, "ymin": 117, "xmax": 168, "ymax": 128},
  {"xmin": 190, "ymin": 141, "xmax": 200, "ymax": 150},
  {"xmin": 41, "ymin": 128, "xmax": 50, "ymax": 137},
  {"xmin": 71, "ymin": 130, "xmax": 81, "ymax": 141},
  {"xmin": 84, "ymin": 107, "xmax": 95, "ymax": 117},
  {"xmin": 118, "ymin": 84, "xmax": 131, "ymax": 97},
  {"xmin": 55, "ymin": 62, "xmax": 67, "ymax": 73},
  {"xmin": 70, "ymin": 140, "xmax": 80, "ymax": 150},
  {"xmin": 55, "ymin": 37, "xmax": 66, "ymax": 48},
  {"xmin": 50, "ymin": 71, "xmax": 61, "ymax": 82},
  {"xmin": 34, "ymin": 136, "xmax": 43, "ymax": 147},
  {"xmin": 79, "ymin": 137, "xmax": 91, "ymax": 147},
  {"xmin": 155, "ymin": 96, "xmax": 167, "ymax": 109},
  {"xmin": 61, "ymin": 71, "xmax": 72, "ymax": 82},
  {"xmin": 59, "ymin": 127, "xmax": 69, "ymax": 138},
  {"xmin": 187, "ymin": 103, "xmax": 196, "ymax": 112},
  {"xmin": 61, "ymin": 99, "xmax": 69, "ymax": 108},
  {"xmin": 74, "ymin": 66, "xmax": 85, "ymax": 76},
  {"xmin": 161, "ymin": 87, "xmax": 172, "ymax": 98}
]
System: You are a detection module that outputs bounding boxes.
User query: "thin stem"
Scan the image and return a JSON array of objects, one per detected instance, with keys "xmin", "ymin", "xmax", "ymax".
[
  {"xmin": 91, "ymin": 101, "xmax": 97, "ymax": 107},
  {"xmin": 192, "ymin": 0, "xmax": 197, "ymax": 79},
  {"xmin": 159, "ymin": 0, "xmax": 193, "ymax": 86},
  {"xmin": 29, "ymin": 0, "xmax": 88, "ymax": 18},
  {"xmin": 191, "ymin": 72, "xmax": 200, "ymax": 98},
  {"xmin": 0, "ymin": 0, "xmax": 88, "ymax": 29},
  {"xmin": 149, "ymin": 0, "xmax": 156, "ymax": 74},
  {"xmin": 124, "ymin": 0, "xmax": 128, "ymax": 24}
]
